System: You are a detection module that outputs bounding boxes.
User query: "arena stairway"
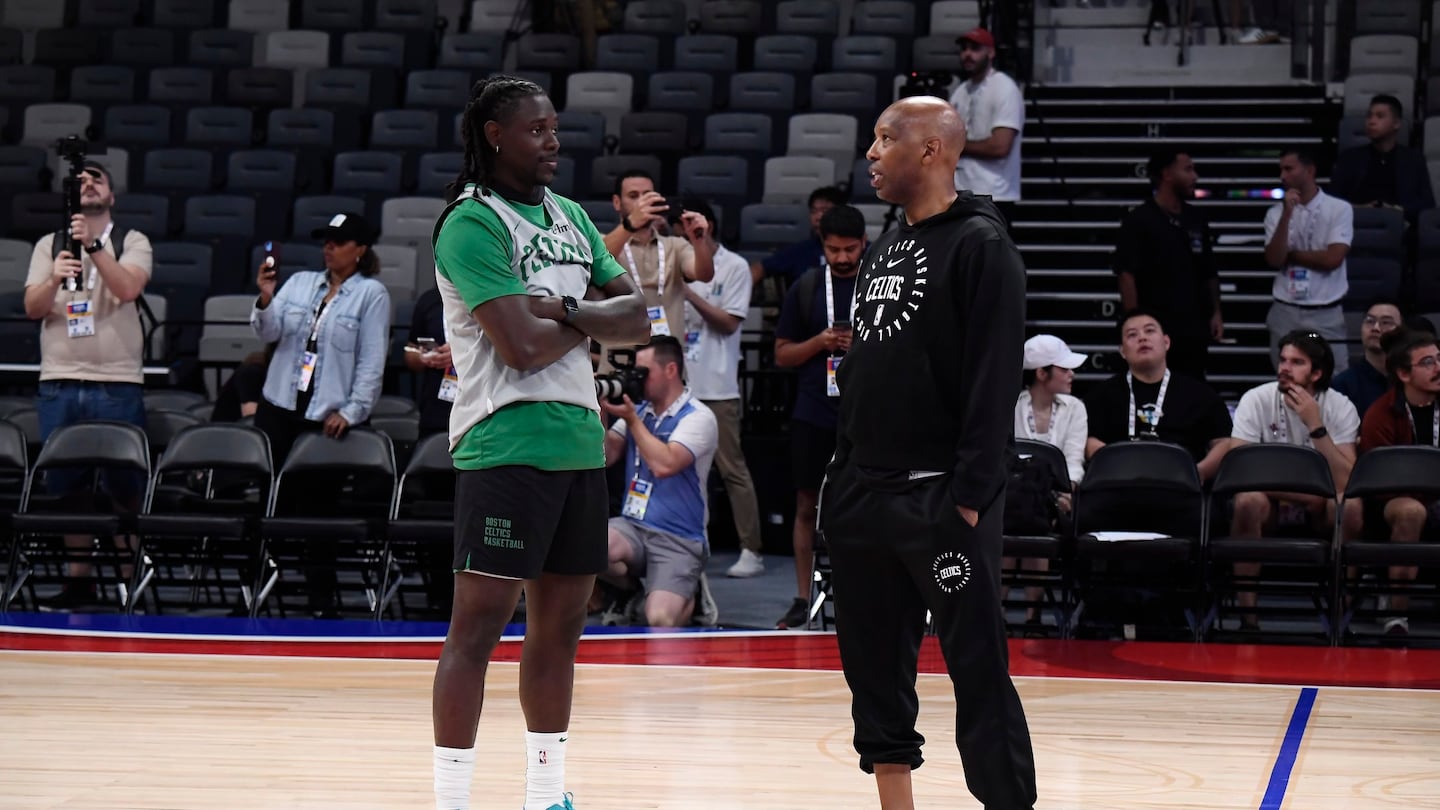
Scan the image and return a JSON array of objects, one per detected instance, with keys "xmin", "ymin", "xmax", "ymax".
[{"xmin": 1015, "ymin": 84, "xmax": 1341, "ymax": 401}]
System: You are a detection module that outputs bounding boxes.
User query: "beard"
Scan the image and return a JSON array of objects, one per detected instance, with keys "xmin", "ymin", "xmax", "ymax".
[{"xmin": 80, "ymin": 197, "xmax": 110, "ymax": 215}]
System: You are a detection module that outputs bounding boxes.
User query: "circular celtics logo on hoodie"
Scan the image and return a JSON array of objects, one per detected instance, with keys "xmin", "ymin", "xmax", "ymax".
[{"xmin": 855, "ymin": 238, "xmax": 928, "ymax": 344}]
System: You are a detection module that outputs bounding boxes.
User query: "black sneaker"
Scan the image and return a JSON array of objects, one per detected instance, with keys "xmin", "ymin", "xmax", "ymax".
[
  {"xmin": 777, "ymin": 597, "xmax": 810, "ymax": 630},
  {"xmin": 36, "ymin": 583, "xmax": 98, "ymax": 612}
]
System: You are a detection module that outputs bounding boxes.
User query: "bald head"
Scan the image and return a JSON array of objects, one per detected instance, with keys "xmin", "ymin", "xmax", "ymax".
[
  {"xmin": 865, "ymin": 97, "xmax": 968, "ymax": 207},
  {"xmin": 886, "ymin": 98, "xmax": 966, "ymax": 158}
]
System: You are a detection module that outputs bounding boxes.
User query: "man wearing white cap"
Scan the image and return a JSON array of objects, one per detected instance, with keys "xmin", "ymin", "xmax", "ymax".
[{"xmin": 1015, "ymin": 334, "xmax": 1090, "ymax": 485}]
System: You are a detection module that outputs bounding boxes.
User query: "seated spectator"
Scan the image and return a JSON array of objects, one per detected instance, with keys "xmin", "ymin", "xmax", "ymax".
[
  {"xmin": 1016, "ymin": 334, "xmax": 1089, "ymax": 487},
  {"xmin": 1084, "ymin": 309, "xmax": 1232, "ymax": 481},
  {"xmin": 1228, "ymin": 330, "xmax": 1361, "ymax": 629},
  {"xmin": 1358, "ymin": 331, "xmax": 1440, "ymax": 637},
  {"xmin": 1263, "ymin": 148, "xmax": 1353, "ymax": 374},
  {"xmin": 1113, "ymin": 149, "xmax": 1221, "ymax": 381},
  {"xmin": 601, "ymin": 336, "xmax": 719, "ymax": 627},
  {"xmin": 1010, "ymin": 334, "xmax": 1088, "ymax": 624},
  {"xmin": 1332, "ymin": 299, "xmax": 1404, "ymax": 416},
  {"xmin": 1329, "ymin": 95, "xmax": 1435, "ymax": 224},
  {"xmin": 748, "ymin": 186, "xmax": 848, "ymax": 286},
  {"xmin": 404, "ymin": 287, "xmax": 452, "ymax": 437},
  {"xmin": 211, "ymin": 346, "xmax": 272, "ymax": 422}
]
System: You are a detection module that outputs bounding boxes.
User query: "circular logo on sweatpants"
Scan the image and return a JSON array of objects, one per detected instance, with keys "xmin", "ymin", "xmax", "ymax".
[{"xmin": 932, "ymin": 551, "xmax": 972, "ymax": 594}]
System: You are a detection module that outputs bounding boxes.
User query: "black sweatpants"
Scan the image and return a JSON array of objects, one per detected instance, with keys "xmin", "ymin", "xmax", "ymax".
[{"xmin": 819, "ymin": 462, "xmax": 1037, "ymax": 810}]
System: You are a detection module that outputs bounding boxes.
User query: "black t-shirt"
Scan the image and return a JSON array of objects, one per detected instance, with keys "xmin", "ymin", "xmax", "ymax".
[
  {"xmin": 1083, "ymin": 371, "xmax": 1233, "ymax": 462},
  {"xmin": 1354, "ymin": 146, "xmax": 1399, "ymax": 208},
  {"xmin": 1407, "ymin": 402, "xmax": 1437, "ymax": 447},
  {"xmin": 408, "ymin": 288, "xmax": 450, "ymax": 436},
  {"xmin": 775, "ymin": 269, "xmax": 857, "ymax": 430},
  {"xmin": 1112, "ymin": 199, "xmax": 1216, "ymax": 338},
  {"xmin": 212, "ymin": 362, "xmax": 267, "ymax": 422}
]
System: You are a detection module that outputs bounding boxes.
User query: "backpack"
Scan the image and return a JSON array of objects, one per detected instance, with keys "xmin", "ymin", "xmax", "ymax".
[{"xmin": 1002, "ymin": 452, "xmax": 1060, "ymax": 536}]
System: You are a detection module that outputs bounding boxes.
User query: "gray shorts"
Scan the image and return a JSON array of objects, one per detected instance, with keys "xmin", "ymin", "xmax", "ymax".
[{"xmin": 609, "ymin": 517, "xmax": 708, "ymax": 598}]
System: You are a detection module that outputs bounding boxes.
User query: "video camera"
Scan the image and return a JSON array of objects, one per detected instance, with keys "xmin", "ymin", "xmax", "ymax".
[
  {"xmin": 595, "ymin": 348, "xmax": 648, "ymax": 405},
  {"xmin": 897, "ymin": 71, "xmax": 955, "ymax": 100},
  {"xmin": 55, "ymin": 135, "xmax": 89, "ymax": 291}
]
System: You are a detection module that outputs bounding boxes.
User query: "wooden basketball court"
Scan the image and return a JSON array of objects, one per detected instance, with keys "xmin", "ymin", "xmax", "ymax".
[{"xmin": 2, "ymin": 621, "xmax": 1438, "ymax": 809}]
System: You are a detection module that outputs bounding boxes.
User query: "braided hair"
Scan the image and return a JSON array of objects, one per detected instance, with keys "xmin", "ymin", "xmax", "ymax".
[{"xmin": 448, "ymin": 75, "xmax": 547, "ymax": 198}]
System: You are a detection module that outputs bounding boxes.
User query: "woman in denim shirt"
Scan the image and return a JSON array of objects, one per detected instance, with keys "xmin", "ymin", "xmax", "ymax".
[{"xmin": 251, "ymin": 213, "xmax": 391, "ymax": 464}]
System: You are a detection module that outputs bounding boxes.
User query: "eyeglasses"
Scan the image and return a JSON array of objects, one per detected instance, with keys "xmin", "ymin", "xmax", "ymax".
[
  {"xmin": 1413, "ymin": 356, "xmax": 1440, "ymax": 369},
  {"xmin": 1363, "ymin": 316, "xmax": 1400, "ymax": 329}
]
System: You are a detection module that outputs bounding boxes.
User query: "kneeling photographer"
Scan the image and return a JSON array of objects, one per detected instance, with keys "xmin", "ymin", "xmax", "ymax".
[
  {"xmin": 22, "ymin": 137, "xmax": 153, "ymax": 610},
  {"xmin": 599, "ymin": 336, "xmax": 719, "ymax": 627}
]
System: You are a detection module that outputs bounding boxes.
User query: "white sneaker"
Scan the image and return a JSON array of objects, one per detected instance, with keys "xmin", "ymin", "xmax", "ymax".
[
  {"xmin": 1235, "ymin": 27, "xmax": 1279, "ymax": 44},
  {"xmin": 693, "ymin": 573, "xmax": 719, "ymax": 627},
  {"xmin": 726, "ymin": 549, "xmax": 765, "ymax": 578}
]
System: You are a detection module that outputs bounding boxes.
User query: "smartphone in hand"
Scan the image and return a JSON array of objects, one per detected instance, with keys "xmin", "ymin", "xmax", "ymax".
[{"xmin": 262, "ymin": 240, "xmax": 280, "ymax": 270}]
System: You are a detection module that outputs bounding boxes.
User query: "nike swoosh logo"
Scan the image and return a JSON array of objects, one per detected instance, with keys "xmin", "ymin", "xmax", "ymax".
[
  {"xmin": 886, "ymin": 258, "xmax": 904, "ymax": 267},
  {"xmin": 558, "ymin": 737, "xmax": 568, "ymax": 743}
]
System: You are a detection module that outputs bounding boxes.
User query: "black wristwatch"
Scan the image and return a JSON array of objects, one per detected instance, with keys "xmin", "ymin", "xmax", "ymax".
[
  {"xmin": 83, "ymin": 239, "xmax": 104, "ymax": 255},
  {"xmin": 621, "ymin": 216, "xmax": 641, "ymax": 232},
  {"xmin": 560, "ymin": 295, "xmax": 580, "ymax": 322},
  {"xmin": 1309, "ymin": 425, "xmax": 1328, "ymax": 440}
]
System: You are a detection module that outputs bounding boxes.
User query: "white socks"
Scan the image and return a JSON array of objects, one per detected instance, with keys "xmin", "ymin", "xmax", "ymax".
[
  {"xmin": 433, "ymin": 733, "xmax": 569, "ymax": 810},
  {"xmin": 523, "ymin": 730, "xmax": 569, "ymax": 810},
  {"xmin": 433, "ymin": 745, "xmax": 475, "ymax": 810}
]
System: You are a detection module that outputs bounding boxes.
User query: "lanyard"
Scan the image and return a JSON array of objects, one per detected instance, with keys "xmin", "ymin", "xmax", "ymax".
[
  {"xmin": 1127, "ymin": 369, "xmax": 1170, "ymax": 438},
  {"xmin": 1270, "ymin": 389, "xmax": 1297, "ymax": 444},
  {"xmin": 824, "ymin": 271, "xmax": 856, "ymax": 327},
  {"xmin": 1025, "ymin": 398, "xmax": 1059, "ymax": 441},
  {"xmin": 632, "ymin": 394, "xmax": 687, "ymax": 474},
  {"xmin": 1405, "ymin": 401, "xmax": 1440, "ymax": 448},
  {"xmin": 308, "ymin": 280, "xmax": 337, "ymax": 346},
  {"xmin": 623, "ymin": 236, "xmax": 665, "ymax": 299}
]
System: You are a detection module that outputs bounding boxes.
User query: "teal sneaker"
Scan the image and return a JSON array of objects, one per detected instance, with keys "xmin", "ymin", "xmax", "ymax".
[{"xmin": 522, "ymin": 791, "xmax": 576, "ymax": 810}]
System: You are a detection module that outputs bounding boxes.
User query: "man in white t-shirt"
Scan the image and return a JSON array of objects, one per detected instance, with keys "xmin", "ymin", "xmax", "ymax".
[
  {"xmin": 676, "ymin": 199, "xmax": 765, "ymax": 579},
  {"xmin": 1263, "ymin": 148, "xmax": 1354, "ymax": 374},
  {"xmin": 1228, "ymin": 329, "xmax": 1362, "ymax": 629},
  {"xmin": 948, "ymin": 27, "xmax": 1024, "ymax": 221}
]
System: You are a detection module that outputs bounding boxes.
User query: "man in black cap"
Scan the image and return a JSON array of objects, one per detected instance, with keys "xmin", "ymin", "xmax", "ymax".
[
  {"xmin": 949, "ymin": 27, "xmax": 1025, "ymax": 226},
  {"xmin": 22, "ymin": 158, "xmax": 154, "ymax": 610}
]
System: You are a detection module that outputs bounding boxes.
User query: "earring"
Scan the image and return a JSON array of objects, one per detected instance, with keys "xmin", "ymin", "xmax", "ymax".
[{"xmin": 494, "ymin": 144, "xmax": 500, "ymax": 153}]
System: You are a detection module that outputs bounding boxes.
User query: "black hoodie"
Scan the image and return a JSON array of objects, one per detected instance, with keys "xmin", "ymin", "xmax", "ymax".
[{"xmin": 834, "ymin": 192, "xmax": 1026, "ymax": 512}]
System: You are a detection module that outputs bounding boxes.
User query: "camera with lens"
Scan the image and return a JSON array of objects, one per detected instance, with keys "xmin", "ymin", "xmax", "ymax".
[
  {"xmin": 594, "ymin": 348, "xmax": 648, "ymax": 405},
  {"xmin": 55, "ymin": 135, "xmax": 90, "ymax": 291},
  {"xmin": 898, "ymin": 71, "xmax": 954, "ymax": 100}
]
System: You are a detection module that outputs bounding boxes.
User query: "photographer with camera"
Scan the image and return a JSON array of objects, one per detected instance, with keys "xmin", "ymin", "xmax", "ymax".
[
  {"xmin": 949, "ymin": 28, "xmax": 1024, "ymax": 224},
  {"xmin": 22, "ymin": 148, "xmax": 152, "ymax": 611},
  {"xmin": 772, "ymin": 204, "xmax": 867, "ymax": 630},
  {"xmin": 600, "ymin": 170, "xmax": 715, "ymax": 346},
  {"xmin": 601, "ymin": 336, "xmax": 719, "ymax": 627}
]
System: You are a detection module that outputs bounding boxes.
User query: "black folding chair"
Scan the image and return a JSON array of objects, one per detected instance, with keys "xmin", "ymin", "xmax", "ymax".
[
  {"xmin": 4, "ymin": 422, "xmax": 151, "ymax": 611},
  {"xmin": 1203, "ymin": 444, "xmax": 1338, "ymax": 643},
  {"xmin": 255, "ymin": 429, "xmax": 397, "ymax": 617},
  {"xmin": 1002, "ymin": 439, "xmax": 1073, "ymax": 637},
  {"xmin": 131, "ymin": 424, "xmax": 274, "ymax": 615},
  {"xmin": 1071, "ymin": 441, "xmax": 1205, "ymax": 640},
  {"xmin": 378, "ymin": 432, "xmax": 455, "ymax": 619},
  {"xmin": 1337, "ymin": 446, "xmax": 1440, "ymax": 643},
  {"xmin": 0, "ymin": 421, "xmax": 28, "ymax": 607}
]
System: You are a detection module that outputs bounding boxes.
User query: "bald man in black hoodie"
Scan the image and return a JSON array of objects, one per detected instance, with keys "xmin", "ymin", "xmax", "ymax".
[{"xmin": 819, "ymin": 96, "xmax": 1037, "ymax": 810}]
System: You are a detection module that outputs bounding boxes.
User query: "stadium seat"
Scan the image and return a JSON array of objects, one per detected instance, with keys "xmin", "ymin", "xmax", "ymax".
[
  {"xmin": 623, "ymin": 0, "xmax": 688, "ymax": 35},
  {"xmin": 229, "ymin": 0, "xmax": 292, "ymax": 33},
  {"xmin": 103, "ymin": 106, "xmax": 174, "ymax": 149},
  {"xmin": 1348, "ymin": 35, "xmax": 1420, "ymax": 77},
  {"xmin": 763, "ymin": 155, "xmax": 835, "ymax": 204},
  {"xmin": 697, "ymin": 0, "xmax": 763, "ymax": 35},
  {"xmin": 188, "ymin": 30, "xmax": 253, "ymax": 68},
  {"xmin": 21, "ymin": 104, "xmax": 92, "ymax": 149},
  {"xmin": 148, "ymin": 67, "xmax": 216, "ymax": 106},
  {"xmin": 153, "ymin": 0, "xmax": 220, "ymax": 29},
  {"xmin": 739, "ymin": 203, "xmax": 809, "ymax": 248},
  {"xmin": 850, "ymin": 1, "xmax": 917, "ymax": 36},
  {"xmin": 673, "ymin": 35, "xmax": 740, "ymax": 74},
  {"xmin": 776, "ymin": 1, "xmax": 840, "ymax": 37}
]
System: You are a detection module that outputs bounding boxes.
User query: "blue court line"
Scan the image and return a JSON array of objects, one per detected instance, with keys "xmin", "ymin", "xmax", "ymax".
[{"xmin": 1259, "ymin": 687, "xmax": 1318, "ymax": 810}]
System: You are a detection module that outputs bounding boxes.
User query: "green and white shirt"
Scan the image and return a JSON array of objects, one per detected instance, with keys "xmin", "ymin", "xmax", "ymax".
[{"xmin": 434, "ymin": 184, "xmax": 627, "ymax": 471}]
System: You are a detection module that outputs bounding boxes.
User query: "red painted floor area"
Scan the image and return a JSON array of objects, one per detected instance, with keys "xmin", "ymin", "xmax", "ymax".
[{"xmin": 3, "ymin": 629, "xmax": 1438, "ymax": 689}]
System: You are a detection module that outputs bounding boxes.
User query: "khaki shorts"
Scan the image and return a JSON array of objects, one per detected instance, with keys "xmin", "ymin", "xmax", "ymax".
[{"xmin": 609, "ymin": 517, "xmax": 707, "ymax": 598}]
